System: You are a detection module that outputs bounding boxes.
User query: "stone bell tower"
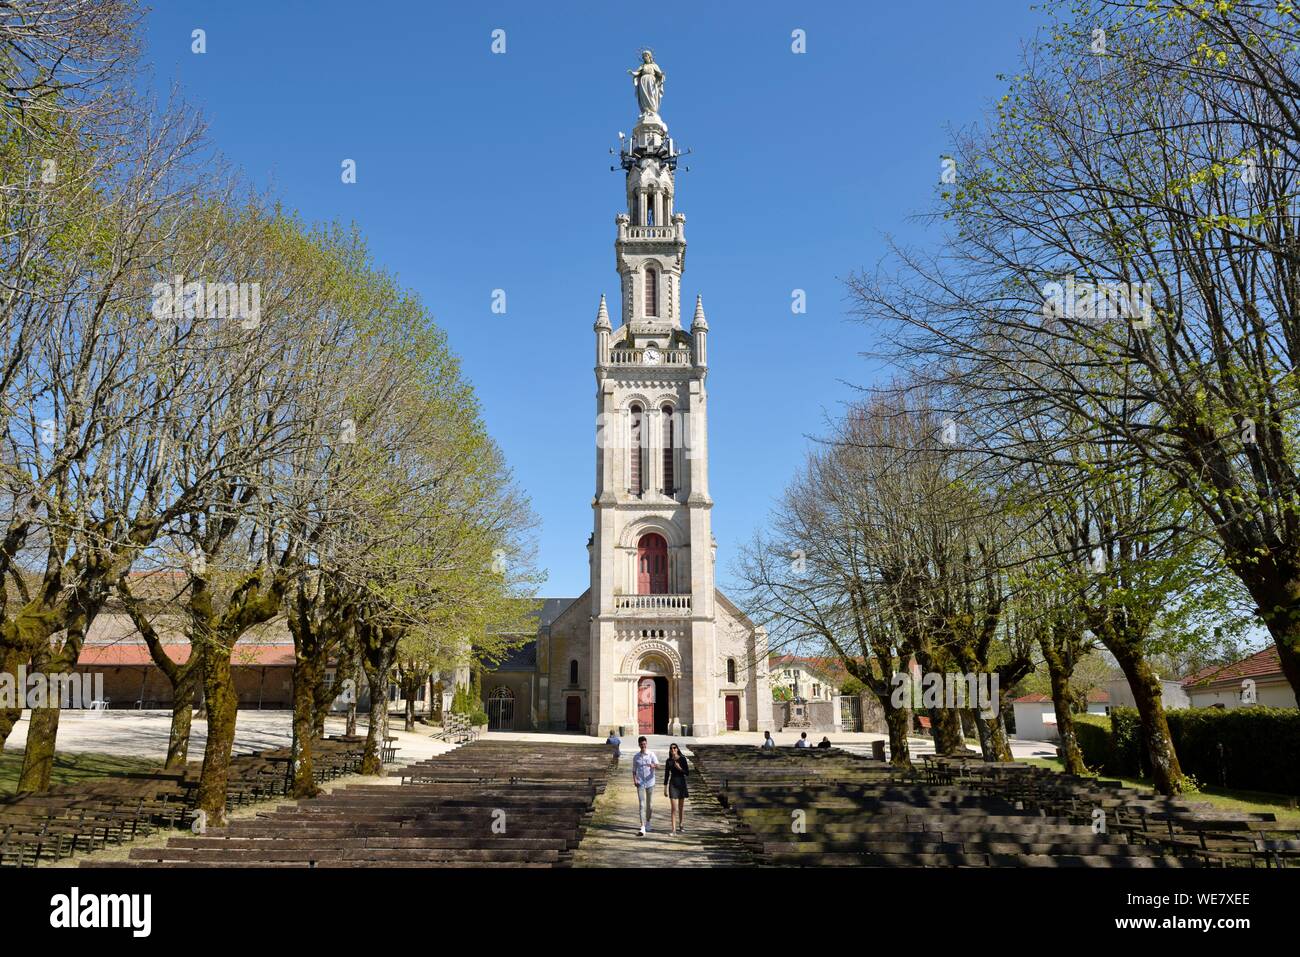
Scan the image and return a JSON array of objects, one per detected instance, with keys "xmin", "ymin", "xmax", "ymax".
[{"xmin": 586, "ymin": 51, "xmax": 723, "ymax": 737}]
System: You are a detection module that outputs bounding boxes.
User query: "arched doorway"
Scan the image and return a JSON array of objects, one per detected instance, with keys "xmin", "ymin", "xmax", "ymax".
[
  {"xmin": 636, "ymin": 532, "xmax": 668, "ymax": 594},
  {"xmin": 636, "ymin": 677, "xmax": 669, "ymax": 735},
  {"xmin": 636, "ymin": 653, "xmax": 673, "ymax": 735},
  {"xmin": 487, "ymin": 686, "xmax": 514, "ymax": 731}
]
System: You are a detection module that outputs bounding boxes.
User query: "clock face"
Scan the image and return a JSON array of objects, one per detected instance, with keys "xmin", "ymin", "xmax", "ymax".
[{"xmin": 643, "ymin": 347, "xmax": 662, "ymax": 365}]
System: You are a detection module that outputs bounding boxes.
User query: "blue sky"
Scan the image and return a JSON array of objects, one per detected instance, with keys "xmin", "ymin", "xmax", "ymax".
[{"xmin": 140, "ymin": 1, "xmax": 1049, "ymax": 596}]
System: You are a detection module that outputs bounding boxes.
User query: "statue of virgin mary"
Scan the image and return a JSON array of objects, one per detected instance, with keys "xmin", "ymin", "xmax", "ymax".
[{"xmin": 628, "ymin": 50, "xmax": 665, "ymax": 118}]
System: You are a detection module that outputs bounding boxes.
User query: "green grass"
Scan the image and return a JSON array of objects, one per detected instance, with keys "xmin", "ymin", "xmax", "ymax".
[
  {"xmin": 0, "ymin": 750, "xmax": 162, "ymax": 795},
  {"xmin": 1020, "ymin": 757, "xmax": 1300, "ymax": 826}
]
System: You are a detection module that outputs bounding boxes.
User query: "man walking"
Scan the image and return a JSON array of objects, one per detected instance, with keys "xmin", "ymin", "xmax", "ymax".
[{"xmin": 632, "ymin": 736, "xmax": 659, "ymax": 836}]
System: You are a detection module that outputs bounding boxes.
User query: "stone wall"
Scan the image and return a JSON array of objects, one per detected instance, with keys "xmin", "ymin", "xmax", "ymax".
[
  {"xmin": 771, "ymin": 699, "xmax": 838, "ymax": 731},
  {"xmin": 545, "ymin": 596, "xmax": 591, "ymax": 731}
]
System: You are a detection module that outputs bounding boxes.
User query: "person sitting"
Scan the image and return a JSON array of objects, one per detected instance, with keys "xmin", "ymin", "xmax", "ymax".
[
  {"xmin": 817, "ymin": 736, "xmax": 832, "ymax": 749},
  {"xmin": 761, "ymin": 731, "xmax": 776, "ymax": 749},
  {"xmin": 794, "ymin": 732, "xmax": 810, "ymax": 748}
]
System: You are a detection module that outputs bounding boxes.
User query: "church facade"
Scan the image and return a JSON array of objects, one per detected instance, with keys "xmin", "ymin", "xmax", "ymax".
[{"xmin": 480, "ymin": 54, "xmax": 772, "ymax": 737}]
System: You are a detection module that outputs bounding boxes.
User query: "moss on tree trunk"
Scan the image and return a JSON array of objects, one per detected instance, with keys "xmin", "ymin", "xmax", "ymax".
[
  {"xmin": 884, "ymin": 701, "xmax": 911, "ymax": 766},
  {"xmin": 1045, "ymin": 651, "xmax": 1086, "ymax": 774},
  {"xmin": 972, "ymin": 708, "xmax": 1014, "ymax": 761},
  {"xmin": 196, "ymin": 646, "xmax": 239, "ymax": 826},
  {"xmin": 0, "ymin": 647, "xmax": 26, "ymax": 753},
  {"xmin": 291, "ymin": 653, "xmax": 321, "ymax": 798},
  {"xmin": 930, "ymin": 706, "xmax": 965, "ymax": 754},
  {"xmin": 165, "ymin": 668, "xmax": 199, "ymax": 770},
  {"xmin": 16, "ymin": 705, "xmax": 60, "ymax": 791},
  {"xmin": 361, "ymin": 679, "xmax": 387, "ymax": 776},
  {"xmin": 1113, "ymin": 647, "xmax": 1184, "ymax": 795}
]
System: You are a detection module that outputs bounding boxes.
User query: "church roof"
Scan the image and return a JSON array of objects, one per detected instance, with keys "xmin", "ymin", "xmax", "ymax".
[
  {"xmin": 493, "ymin": 642, "xmax": 537, "ymax": 672},
  {"xmin": 715, "ymin": 589, "xmax": 756, "ymax": 630},
  {"xmin": 534, "ymin": 597, "xmax": 579, "ymax": 630}
]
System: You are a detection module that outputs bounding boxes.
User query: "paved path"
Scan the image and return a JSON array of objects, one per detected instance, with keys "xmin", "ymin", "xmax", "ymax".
[{"xmin": 573, "ymin": 745, "xmax": 753, "ymax": 867}]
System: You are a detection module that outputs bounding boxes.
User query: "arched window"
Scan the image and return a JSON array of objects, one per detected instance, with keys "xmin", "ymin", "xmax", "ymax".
[
  {"xmin": 661, "ymin": 404, "xmax": 674, "ymax": 494},
  {"xmin": 637, "ymin": 533, "xmax": 669, "ymax": 595},
  {"xmin": 569, "ymin": 659, "xmax": 579, "ymax": 686},
  {"xmin": 645, "ymin": 266, "xmax": 658, "ymax": 317},
  {"xmin": 629, "ymin": 404, "xmax": 643, "ymax": 494},
  {"xmin": 727, "ymin": 658, "xmax": 737, "ymax": 684}
]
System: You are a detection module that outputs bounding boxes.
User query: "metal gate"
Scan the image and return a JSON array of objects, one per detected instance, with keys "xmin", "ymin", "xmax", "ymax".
[
  {"xmin": 839, "ymin": 695, "xmax": 862, "ymax": 732},
  {"xmin": 487, "ymin": 687, "xmax": 514, "ymax": 731}
]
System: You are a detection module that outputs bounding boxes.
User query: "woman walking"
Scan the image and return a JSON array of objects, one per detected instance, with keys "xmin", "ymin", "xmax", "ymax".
[{"xmin": 664, "ymin": 742, "xmax": 690, "ymax": 834}]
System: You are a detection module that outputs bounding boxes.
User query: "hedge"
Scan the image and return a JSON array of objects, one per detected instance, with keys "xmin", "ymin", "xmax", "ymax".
[
  {"xmin": 1072, "ymin": 713, "xmax": 1111, "ymax": 772},
  {"xmin": 1067, "ymin": 707, "xmax": 1300, "ymax": 796},
  {"xmin": 1165, "ymin": 708, "xmax": 1300, "ymax": 795}
]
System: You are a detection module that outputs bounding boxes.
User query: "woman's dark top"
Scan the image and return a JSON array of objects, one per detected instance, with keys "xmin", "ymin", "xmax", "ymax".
[{"xmin": 665, "ymin": 753, "xmax": 689, "ymax": 797}]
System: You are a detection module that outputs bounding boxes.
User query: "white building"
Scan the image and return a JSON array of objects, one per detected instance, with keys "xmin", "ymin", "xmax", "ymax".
[
  {"xmin": 1104, "ymin": 676, "xmax": 1190, "ymax": 710},
  {"xmin": 769, "ymin": 656, "xmax": 845, "ymax": 701},
  {"xmin": 1011, "ymin": 690, "xmax": 1110, "ymax": 741},
  {"xmin": 1182, "ymin": 646, "xmax": 1295, "ymax": 710}
]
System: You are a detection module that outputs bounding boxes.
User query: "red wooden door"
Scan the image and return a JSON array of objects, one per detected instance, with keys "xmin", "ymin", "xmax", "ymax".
[
  {"xmin": 565, "ymin": 696, "xmax": 581, "ymax": 731},
  {"xmin": 637, "ymin": 533, "xmax": 668, "ymax": 595},
  {"xmin": 637, "ymin": 678, "xmax": 655, "ymax": 734},
  {"xmin": 725, "ymin": 695, "xmax": 740, "ymax": 731}
]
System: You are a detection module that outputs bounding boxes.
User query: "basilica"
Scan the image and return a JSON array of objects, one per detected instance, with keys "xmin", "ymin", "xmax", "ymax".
[{"xmin": 480, "ymin": 54, "xmax": 773, "ymax": 737}]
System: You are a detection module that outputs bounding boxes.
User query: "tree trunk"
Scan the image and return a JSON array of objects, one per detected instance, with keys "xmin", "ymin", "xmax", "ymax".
[
  {"xmin": 311, "ymin": 663, "xmax": 331, "ymax": 739},
  {"xmin": 930, "ymin": 706, "xmax": 965, "ymax": 754},
  {"xmin": 973, "ymin": 709, "xmax": 1013, "ymax": 761},
  {"xmin": 196, "ymin": 646, "xmax": 239, "ymax": 826},
  {"xmin": 1044, "ymin": 644, "xmax": 1086, "ymax": 774},
  {"xmin": 16, "ymin": 705, "xmax": 60, "ymax": 791},
  {"xmin": 1267, "ymin": 621, "xmax": 1300, "ymax": 708},
  {"xmin": 0, "ymin": 647, "xmax": 26, "ymax": 753},
  {"xmin": 1113, "ymin": 647, "xmax": 1184, "ymax": 795},
  {"xmin": 361, "ymin": 667, "xmax": 388, "ymax": 775},
  {"xmin": 165, "ymin": 669, "xmax": 198, "ymax": 771},
  {"xmin": 17, "ymin": 644, "xmax": 62, "ymax": 791},
  {"xmin": 1230, "ymin": 561, "xmax": 1300, "ymax": 706},
  {"xmin": 883, "ymin": 698, "xmax": 911, "ymax": 766},
  {"xmin": 345, "ymin": 661, "xmax": 360, "ymax": 737},
  {"xmin": 404, "ymin": 692, "xmax": 415, "ymax": 732},
  {"xmin": 290, "ymin": 653, "xmax": 320, "ymax": 798}
]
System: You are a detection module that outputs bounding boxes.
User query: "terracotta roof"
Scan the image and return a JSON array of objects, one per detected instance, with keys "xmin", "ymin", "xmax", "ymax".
[
  {"xmin": 78, "ymin": 610, "xmax": 289, "ymax": 644},
  {"xmin": 1181, "ymin": 646, "xmax": 1283, "ymax": 689},
  {"xmin": 1181, "ymin": 661, "xmax": 1225, "ymax": 685},
  {"xmin": 78, "ymin": 643, "xmax": 295, "ymax": 667},
  {"xmin": 1013, "ymin": 689, "xmax": 1110, "ymax": 704}
]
